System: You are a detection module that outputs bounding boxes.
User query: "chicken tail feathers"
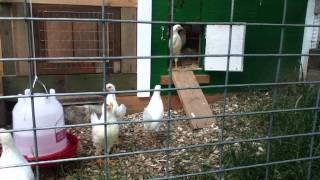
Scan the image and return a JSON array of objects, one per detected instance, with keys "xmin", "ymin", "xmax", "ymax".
[
  {"xmin": 90, "ymin": 112, "xmax": 100, "ymax": 124},
  {"xmin": 116, "ymin": 104, "xmax": 127, "ymax": 118}
]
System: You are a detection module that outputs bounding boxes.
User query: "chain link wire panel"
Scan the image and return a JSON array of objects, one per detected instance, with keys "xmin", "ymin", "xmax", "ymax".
[{"xmin": 0, "ymin": 0, "xmax": 320, "ymax": 179}]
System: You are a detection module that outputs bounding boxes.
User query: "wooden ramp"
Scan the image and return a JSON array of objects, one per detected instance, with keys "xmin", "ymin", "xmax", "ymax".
[{"xmin": 172, "ymin": 71, "xmax": 215, "ymax": 129}]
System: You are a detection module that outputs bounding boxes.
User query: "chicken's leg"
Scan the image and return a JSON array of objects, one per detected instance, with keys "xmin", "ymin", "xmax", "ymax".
[{"xmin": 174, "ymin": 58, "xmax": 178, "ymax": 70}]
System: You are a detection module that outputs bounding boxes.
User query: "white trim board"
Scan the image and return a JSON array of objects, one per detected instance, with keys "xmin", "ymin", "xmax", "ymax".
[
  {"xmin": 204, "ymin": 25, "xmax": 246, "ymax": 72},
  {"xmin": 137, "ymin": 0, "xmax": 152, "ymax": 97},
  {"xmin": 301, "ymin": 0, "xmax": 316, "ymax": 80}
]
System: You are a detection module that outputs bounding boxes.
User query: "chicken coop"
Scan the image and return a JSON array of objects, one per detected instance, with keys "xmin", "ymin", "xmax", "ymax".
[{"xmin": 1, "ymin": 0, "xmax": 320, "ymax": 179}]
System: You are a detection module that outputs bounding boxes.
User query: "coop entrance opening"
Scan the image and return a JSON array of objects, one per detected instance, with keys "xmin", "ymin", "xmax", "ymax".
[{"xmin": 170, "ymin": 24, "xmax": 203, "ymax": 70}]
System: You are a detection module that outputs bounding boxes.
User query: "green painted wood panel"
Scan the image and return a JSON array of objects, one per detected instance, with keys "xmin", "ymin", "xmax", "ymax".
[
  {"xmin": 151, "ymin": 0, "xmax": 308, "ymax": 93},
  {"xmin": 151, "ymin": 0, "xmax": 169, "ymax": 88}
]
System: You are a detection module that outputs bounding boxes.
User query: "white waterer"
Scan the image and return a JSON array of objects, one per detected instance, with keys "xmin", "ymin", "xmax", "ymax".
[{"xmin": 12, "ymin": 89, "xmax": 67, "ymax": 157}]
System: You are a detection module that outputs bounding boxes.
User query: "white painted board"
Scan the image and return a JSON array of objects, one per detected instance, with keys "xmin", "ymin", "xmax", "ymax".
[
  {"xmin": 204, "ymin": 25, "xmax": 246, "ymax": 72},
  {"xmin": 301, "ymin": 0, "xmax": 316, "ymax": 80},
  {"xmin": 137, "ymin": 0, "xmax": 152, "ymax": 97}
]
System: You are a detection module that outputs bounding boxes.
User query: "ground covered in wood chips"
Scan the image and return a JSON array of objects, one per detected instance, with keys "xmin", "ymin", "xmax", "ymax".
[{"xmin": 40, "ymin": 92, "xmax": 272, "ymax": 179}]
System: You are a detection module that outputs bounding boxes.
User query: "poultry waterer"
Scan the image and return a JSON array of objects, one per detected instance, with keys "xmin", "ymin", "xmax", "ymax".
[{"xmin": 12, "ymin": 89, "xmax": 78, "ymax": 167}]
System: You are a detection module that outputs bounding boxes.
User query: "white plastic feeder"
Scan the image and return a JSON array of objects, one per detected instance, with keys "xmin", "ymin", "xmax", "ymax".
[{"xmin": 12, "ymin": 89, "xmax": 67, "ymax": 157}]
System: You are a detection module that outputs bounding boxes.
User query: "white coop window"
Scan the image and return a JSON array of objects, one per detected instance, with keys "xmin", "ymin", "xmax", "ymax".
[{"xmin": 204, "ymin": 25, "xmax": 246, "ymax": 72}]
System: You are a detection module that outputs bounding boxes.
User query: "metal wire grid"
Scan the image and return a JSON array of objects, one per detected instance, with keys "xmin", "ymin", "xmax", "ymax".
[
  {"xmin": 24, "ymin": 0, "xmax": 40, "ymax": 178},
  {"xmin": 33, "ymin": 7, "xmax": 118, "ymax": 74},
  {"xmin": 36, "ymin": 10, "xmax": 115, "ymax": 56},
  {"xmin": 0, "ymin": 0, "xmax": 319, "ymax": 179}
]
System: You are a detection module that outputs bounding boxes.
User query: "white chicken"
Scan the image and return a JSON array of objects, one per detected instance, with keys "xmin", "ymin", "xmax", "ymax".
[
  {"xmin": 179, "ymin": 27, "xmax": 187, "ymax": 49},
  {"xmin": 101, "ymin": 83, "xmax": 126, "ymax": 119},
  {"xmin": 143, "ymin": 85, "xmax": 164, "ymax": 132},
  {"xmin": 91, "ymin": 101, "xmax": 119, "ymax": 156},
  {"xmin": 0, "ymin": 128, "xmax": 34, "ymax": 180},
  {"xmin": 169, "ymin": 24, "xmax": 184, "ymax": 69}
]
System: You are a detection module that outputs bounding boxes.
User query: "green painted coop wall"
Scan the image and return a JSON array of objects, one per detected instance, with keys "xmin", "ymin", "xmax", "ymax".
[{"xmin": 151, "ymin": 0, "xmax": 308, "ymax": 93}]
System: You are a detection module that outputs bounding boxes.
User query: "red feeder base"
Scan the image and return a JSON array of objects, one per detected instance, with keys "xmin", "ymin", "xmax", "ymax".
[{"xmin": 0, "ymin": 133, "xmax": 79, "ymax": 168}]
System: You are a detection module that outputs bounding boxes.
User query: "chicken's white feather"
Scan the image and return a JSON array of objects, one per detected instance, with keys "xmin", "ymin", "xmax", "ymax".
[
  {"xmin": 90, "ymin": 111, "xmax": 99, "ymax": 124},
  {"xmin": 116, "ymin": 104, "xmax": 127, "ymax": 118},
  {"xmin": 169, "ymin": 24, "xmax": 184, "ymax": 69},
  {"xmin": 0, "ymin": 129, "xmax": 34, "ymax": 180},
  {"xmin": 102, "ymin": 83, "xmax": 127, "ymax": 119},
  {"xmin": 91, "ymin": 102, "xmax": 119, "ymax": 155},
  {"xmin": 143, "ymin": 85, "xmax": 164, "ymax": 131}
]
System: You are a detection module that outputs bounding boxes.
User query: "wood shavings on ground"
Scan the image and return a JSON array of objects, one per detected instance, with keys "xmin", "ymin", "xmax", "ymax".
[{"xmin": 40, "ymin": 92, "xmax": 272, "ymax": 179}]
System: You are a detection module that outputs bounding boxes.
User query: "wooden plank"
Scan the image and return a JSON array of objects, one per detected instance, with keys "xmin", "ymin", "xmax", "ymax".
[
  {"xmin": 73, "ymin": 22, "xmax": 99, "ymax": 57},
  {"xmin": 307, "ymin": 69, "xmax": 320, "ymax": 81},
  {"xmin": 172, "ymin": 71, "xmax": 215, "ymax": 129},
  {"xmin": 0, "ymin": 4, "xmax": 15, "ymax": 75},
  {"xmin": 57, "ymin": 93, "xmax": 231, "ymax": 114},
  {"xmin": 121, "ymin": 7, "xmax": 137, "ymax": 73},
  {"xmin": 161, "ymin": 74, "xmax": 210, "ymax": 85},
  {"xmin": 0, "ymin": 0, "xmax": 137, "ymax": 8},
  {"xmin": 11, "ymin": 4, "xmax": 29, "ymax": 75},
  {"xmin": 118, "ymin": 94, "xmax": 229, "ymax": 115},
  {"xmin": 0, "ymin": 39, "xmax": 3, "ymax": 95},
  {"xmin": 0, "ymin": 38, "xmax": 6, "ymax": 126},
  {"xmin": 0, "ymin": 39, "xmax": 3, "ymax": 78},
  {"xmin": 38, "ymin": 21, "xmax": 101, "ymax": 74},
  {"xmin": 117, "ymin": 96, "xmax": 182, "ymax": 114},
  {"xmin": 4, "ymin": 73, "xmax": 137, "ymax": 95},
  {"xmin": 32, "ymin": 6, "xmax": 121, "ymax": 74},
  {"xmin": 46, "ymin": 21, "xmax": 73, "ymax": 57},
  {"xmin": 72, "ymin": 21, "xmax": 99, "ymax": 73},
  {"xmin": 113, "ymin": 61, "xmax": 121, "ymax": 73},
  {"xmin": 308, "ymin": 48, "xmax": 320, "ymax": 70},
  {"xmin": 316, "ymin": 0, "xmax": 320, "ymax": 14}
]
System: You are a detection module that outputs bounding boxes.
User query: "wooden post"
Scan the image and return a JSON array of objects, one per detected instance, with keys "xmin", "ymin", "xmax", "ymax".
[
  {"xmin": 0, "ymin": 38, "xmax": 7, "ymax": 127},
  {"xmin": 12, "ymin": 3, "xmax": 29, "ymax": 75},
  {"xmin": 121, "ymin": 7, "xmax": 137, "ymax": 73},
  {"xmin": 0, "ymin": 39, "xmax": 3, "ymax": 94}
]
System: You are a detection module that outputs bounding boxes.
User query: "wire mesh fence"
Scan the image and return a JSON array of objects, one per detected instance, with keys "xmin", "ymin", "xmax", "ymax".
[{"xmin": 0, "ymin": 0, "xmax": 320, "ymax": 179}]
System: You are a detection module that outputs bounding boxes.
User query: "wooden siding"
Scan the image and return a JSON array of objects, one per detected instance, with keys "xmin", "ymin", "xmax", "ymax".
[
  {"xmin": 0, "ymin": 38, "xmax": 6, "ymax": 126},
  {"xmin": 121, "ymin": 7, "xmax": 137, "ymax": 73},
  {"xmin": 59, "ymin": 93, "xmax": 235, "ymax": 114},
  {"xmin": 33, "ymin": 5, "xmax": 121, "ymax": 75},
  {"xmin": 3, "ymin": 74, "xmax": 137, "ymax": 95},
  {"xmin": 0, "ymin": 39, "xmax": 3, "ymax": 95},
  {"xmin": 0, "ymin": 0, "xmax": 137, "ymax": 8}
]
